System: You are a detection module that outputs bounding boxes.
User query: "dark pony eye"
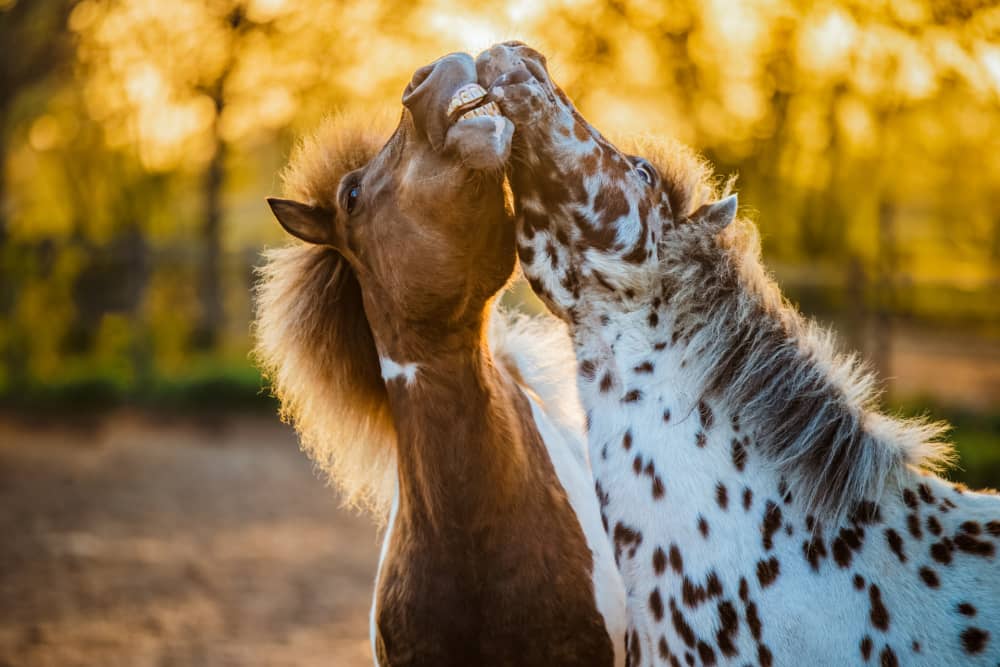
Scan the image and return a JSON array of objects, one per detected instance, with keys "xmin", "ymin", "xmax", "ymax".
[
  {"xmin": 635, "ymin": 160, "xmax": 656, "ymax": 186},
  {"xmin": 346, "ymin": 184, "xmax": 360, "ymax": 214}
]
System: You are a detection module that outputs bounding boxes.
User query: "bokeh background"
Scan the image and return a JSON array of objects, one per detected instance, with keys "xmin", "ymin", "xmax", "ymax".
[{"xmin": 1, "ymin": 0, "xmax": 998, "ymax": 665}]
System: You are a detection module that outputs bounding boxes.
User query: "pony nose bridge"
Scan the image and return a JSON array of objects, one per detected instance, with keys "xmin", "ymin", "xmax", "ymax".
[{"xmin": 402, "ymin": 52, "xmax": 478, "ymax": 150}]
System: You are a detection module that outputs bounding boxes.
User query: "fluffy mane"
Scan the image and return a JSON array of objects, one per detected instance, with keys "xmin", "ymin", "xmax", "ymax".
[
  {"xmin": 254, "ymin": 113, "xmax": 586, "ymax": 518},
  {"xmin": 632, "ymin": 135, "xmax": 955, "ymax": 523}
]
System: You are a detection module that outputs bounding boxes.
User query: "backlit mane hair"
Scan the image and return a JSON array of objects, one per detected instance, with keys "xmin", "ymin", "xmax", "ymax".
[
  {"xmin": 254, "ymin": 112, "xmax": 398, "ymax": 516},
  {"xmin": 629, "ymin": 134, "xmax": 955, "ymax": 524}
]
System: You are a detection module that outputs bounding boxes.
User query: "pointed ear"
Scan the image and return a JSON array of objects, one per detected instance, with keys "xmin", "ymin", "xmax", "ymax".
[
  {"xmin": 267, "ymin": 197, "xmax": 336, "ymax": 246},
  {"xmin": 690, "ymin": 194, "xmax": 737, "ymax": 233}
]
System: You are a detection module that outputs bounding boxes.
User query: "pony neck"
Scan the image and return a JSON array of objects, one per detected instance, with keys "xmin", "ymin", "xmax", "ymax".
[{"xmin": 379, "ymin": 325, "xmax": 530, "ymax": 534}]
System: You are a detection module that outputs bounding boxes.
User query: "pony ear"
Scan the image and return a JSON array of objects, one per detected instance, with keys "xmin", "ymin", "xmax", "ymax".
[
  {"xmin": 267, "ymin": 197, "xmax": 337, "ymax": 246},
  {"xmin": 690, "ymin": 194, "xmax": 737, "ymax": 233}
]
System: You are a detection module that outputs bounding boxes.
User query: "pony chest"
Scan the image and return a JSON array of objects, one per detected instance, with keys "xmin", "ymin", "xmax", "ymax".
[{"xmin": 373, "ymin": 512, "xmax": 617, "ymax": 667}]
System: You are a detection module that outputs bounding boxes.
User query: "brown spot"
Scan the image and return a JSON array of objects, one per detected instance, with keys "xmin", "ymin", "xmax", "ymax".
[
  {"xmin": 986, "ymin": 520, "xmax": 1000, "ymax": 538},
  {"xmin": 669, "ymin": 544, "xmax": 684, "ymax": 573},
  {"xmin": 652, "ymin": 547, "xmax": 667, "ymax": 575},
  {"xmin": 653, "ymin": 341, "xmax": 668, "ymax": 351},
  {"xmin": 758, "ymin": 643, "xmax": 773, "ymax": 667},
  {"xmin": 578, "ymin": 359, "xmax": 597, "ymax": 381},
  {"xmin": 695, "ymin": 431, "xmax": 707, "ymax": 447},
  {"xmin": 647, "ymin": 311, "xmax": 659, "ymax": 328},
  {"xmin": 960, "ymin": 627, "xmax": 989, "ymax": 654},
  {"xmin": 697, "ymin": 640, "xmax": 716, "ymax": 666},
  {"xmin": 613, "ymin": 522, "xmax": 642, "ymax": 562},
  {"xmin": 706, "ymin": 571, "xmax": 722, "ymax": 597},
  {"xmin": 902, "ymin": 488, "xmax": 918, "ymax": 509},
  {"xmin": 622, "ymin": 430, "xmax": 632, "ymax": 451},
  {"xmin": 853, "ymin": 574, "xmax": 865, "ymax": 590},
  {"xmin": 738, "ymin": 578, "xmax": 748, "ymax": 602},
  {"xmin": 622, "ymin": 389, "xmax": 642, "ymax": 403},
  {"xmin": 662, "ymin": 409, "xmax": 671, "ymax": 423},
  {"xmin": 658, "ymin": 636, "xmax": 673, "ymax": 663},
  {"xmin": 698, "ymin": 400, "xmax": 714, "ymax": 430},
  {"xmin": 803, "ymin": 533, "xmax": 828, "ymax": 571},
  {"xmin": 911, "ymin": 640, "xmax": 920, "ymax": 653},
  {"xmin": 682, "ymin": 577, "xmax": 708, "ymax": 608},
  {"xmin": 634, "ymin": 361, "xmax": 654, "ymax": 374},
  {"xmin": 957, "ymin": 602, "xmax": 977, "ymax": 616},
  {"xmin": 918, "ymin": 483, "xmax": 935, "ymax": 505},
  {"xmin": 670, "ymin": 598, "xmax": 696, "ymax": 648},
  {"xmin": 880, "ymin": 645, "xmax": 899, "ymax": 667},
  {"xmin": 715, "ymin": 483, "xmax": 728, "ymax": 510},
  {"xmin": 746, "ymin": 601, "xmax": 762, "ymax": 640},
  {"xmin": 599, "ymin": 372, "xmax": 613, "ymax": 393},
  {"xmin": 591, "ymin": 185, "xmax": 629, "ymax": 237},
  {"xmin": 652, "ymin": 475, "xmax": 666, "ymax": 500},
  {"xmin": 572, "ymin": 117, "xmax": 590, "ymax": 142},
  {"xmin": 918, "ymin": 567, "xmax": 939, "ymax": 588},
  {"xmin": 833, "ymin": 536, "xmax": 852, "ymax": 568},
  {"xmin": 698, "ymin": 516, "xmax": 709, "ymax": 538},
  {"xmin": 731, "ymin": 438, "xmax": 747, "ymax": 472},
  {"xmin": 906, "ymin": 513, "xmax": 922, "ymax": 540},
  {"xmin": 930, "ymin": 539, "xmax": 954, "ymax": 564},
  {"xmin": 756, "ymin": 557, "xmax": 780, "ymax": 588},
  {"xmin": 860, "ymin": 635, "xmax": 873, "ymax": 660},
  {"xmin": 742, "ymin": 487, "xmax": 753, "ymax": 511},
  {"xmin": 716, "ymin": 600, "xmax": 739, "ymax": 657},
  {"xmin": 960, "ymin": 521, "xmax": 982, "ymax": 535},
  {"xmin": 926, "ymin": 515, "xmax": 942, "ymax": 536},
  {"xmin": 869, "ymin": 584, "xmax": 890, "ymax": 631},
  {"xmin": 885, "ymin": 529, "xmax": 907, "ymax": 563},
  {"xmin": 628, "ymin": 628, "xmax": 642, "ymax": 666},
  {"xmin": 954, "ymin": 533, "xmax": 995, "ymax": 558},
  {"xmin": 761, "ymin": 501, "xmax": 782, "ymax": 550},
  {"xmin": 632, "ymin": 455, "xmax": 642, "ymax": 474},
  {"xmin": 650, "ymin": 588, "xmax": 665, "ymax": 621}
]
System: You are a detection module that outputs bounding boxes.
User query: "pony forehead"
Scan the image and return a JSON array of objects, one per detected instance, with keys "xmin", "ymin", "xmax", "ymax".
[{"xmin": 281, "ymin": 109, "xmax": 397, "ymax": 210}]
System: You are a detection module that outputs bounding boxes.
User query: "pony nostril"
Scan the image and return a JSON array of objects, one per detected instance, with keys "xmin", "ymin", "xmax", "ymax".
[
  {"xmin": 406, "ymin": 63, "xmax": 434, "ymax": 95},
  {"xmin": 523, "ymin": 57, "xmax": 548, "ymax": 84}
]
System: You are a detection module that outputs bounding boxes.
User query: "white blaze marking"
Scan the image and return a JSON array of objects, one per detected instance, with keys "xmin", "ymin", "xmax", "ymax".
[{"xmin": 380, "ymin": 357, "xmax": 419, "ymax": 386}]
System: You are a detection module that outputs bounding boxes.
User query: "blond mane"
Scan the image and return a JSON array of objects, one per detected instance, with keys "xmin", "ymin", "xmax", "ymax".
[
  {"xmin": 626, "ymin": 134, "xmax": 955, "ymax": 522},
  {"xmin": 254, "ymin": 113, "xmax": 398, "ymax": 515}
]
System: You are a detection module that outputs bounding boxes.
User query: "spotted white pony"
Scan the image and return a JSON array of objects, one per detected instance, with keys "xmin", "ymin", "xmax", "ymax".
[{"xmin": 478, "ymin": 41, "xmax": 1000, "ymax": 666}]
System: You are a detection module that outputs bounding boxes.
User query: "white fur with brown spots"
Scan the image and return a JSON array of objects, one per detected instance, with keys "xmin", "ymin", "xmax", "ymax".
[{"xmin": 478, "ymin": 41, "xmax": 1000, "ymax": 666}]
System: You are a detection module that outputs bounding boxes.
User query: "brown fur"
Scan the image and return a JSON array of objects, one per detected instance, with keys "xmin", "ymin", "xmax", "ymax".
[{"xmin": 254, "ymin": 98, "xmax": 615, "ymax": 664}]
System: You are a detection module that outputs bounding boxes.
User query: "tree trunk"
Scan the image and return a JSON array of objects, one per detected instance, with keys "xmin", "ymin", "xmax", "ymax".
[{"xmin": 194, "ymin": 131, "xmax": 225, "ymax": 350}]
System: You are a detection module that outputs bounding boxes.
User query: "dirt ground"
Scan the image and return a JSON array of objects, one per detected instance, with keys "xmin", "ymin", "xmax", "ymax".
[{"xmin": 0, "ymin": 413, "xmax": 380, "ymax": 667}]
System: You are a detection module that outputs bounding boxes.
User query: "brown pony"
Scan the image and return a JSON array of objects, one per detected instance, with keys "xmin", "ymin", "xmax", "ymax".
[{"xmin": 253, "ymin": 53, "xmax": 625, "ymax": 666}]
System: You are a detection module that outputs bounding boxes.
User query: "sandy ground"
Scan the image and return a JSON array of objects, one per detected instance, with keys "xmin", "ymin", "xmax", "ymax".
[{"xmin": 0, "ymin": 414, "xmax": 380, "ymax": 667}]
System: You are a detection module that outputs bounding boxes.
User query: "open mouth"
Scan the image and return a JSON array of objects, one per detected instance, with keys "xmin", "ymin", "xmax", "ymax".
[{"xmin": 446, "ymin": 83, "xmax": 501, "ymax": 125}]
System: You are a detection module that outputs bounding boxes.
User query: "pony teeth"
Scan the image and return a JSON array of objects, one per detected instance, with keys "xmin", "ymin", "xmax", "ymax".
[{"xmin": 458, "ymin": 101, "xmax": 501, "ymax": 122}]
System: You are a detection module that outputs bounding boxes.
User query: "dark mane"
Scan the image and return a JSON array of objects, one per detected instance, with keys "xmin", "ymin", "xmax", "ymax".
[{"xmin": 632, "ymin": 134, "xmax": 954, "ymax": 523}]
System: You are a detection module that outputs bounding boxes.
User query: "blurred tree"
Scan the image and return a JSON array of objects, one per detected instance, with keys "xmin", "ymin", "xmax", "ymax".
[{"xmin": 0, "ymin": 0, "xmax": 74, "ymax": 241}]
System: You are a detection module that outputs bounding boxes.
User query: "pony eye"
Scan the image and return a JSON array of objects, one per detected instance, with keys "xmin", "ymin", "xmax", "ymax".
[
  {"xmin": 636, "ymin": 162, "xmax": 655, "ymax": 186},
  {"xmin": 346, "ymin": 184, "xmax": 360, "ymax": 214}
]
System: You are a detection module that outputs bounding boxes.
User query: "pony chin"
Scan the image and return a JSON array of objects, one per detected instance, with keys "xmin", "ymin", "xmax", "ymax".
[{"xmin": 445, "ymin": 115, "xmax": 514, "ymax": 171}]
